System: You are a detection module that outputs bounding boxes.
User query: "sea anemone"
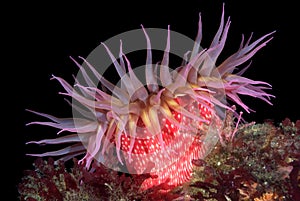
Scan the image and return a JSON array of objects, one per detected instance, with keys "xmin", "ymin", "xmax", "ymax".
[{"xmin": 26, "ymin": 4, "xmax": 274, "ymax": 190}]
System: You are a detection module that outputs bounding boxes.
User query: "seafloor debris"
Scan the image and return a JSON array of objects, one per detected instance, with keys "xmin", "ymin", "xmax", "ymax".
[
  {"xmin": 18, "ymin": 156, "xmax": 180, "ymax": 201},
  {"xmin": 18, "ymin": 118, "xmax": 300, "ymax": 201}
]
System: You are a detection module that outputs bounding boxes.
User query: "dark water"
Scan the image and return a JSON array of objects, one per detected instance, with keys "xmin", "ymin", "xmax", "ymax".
[{"xmin": 9, "ymin": 1, "xmax": 297, "ymax": 200}]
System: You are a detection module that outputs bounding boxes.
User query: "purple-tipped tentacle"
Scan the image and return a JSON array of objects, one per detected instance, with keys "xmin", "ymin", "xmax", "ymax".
[
  {"xmin": 141, "ymin": 25, "xmax": 158, "ymax": 92},
  {"xmin": 190, "ymin": 12, "xmax": 203, "ymax": 60},
  {"xmin": 160, "ymin": 25, "xmax": 172, "ymax": 87}
]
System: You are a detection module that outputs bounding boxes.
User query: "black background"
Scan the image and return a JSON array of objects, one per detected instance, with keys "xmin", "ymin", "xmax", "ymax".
[{"xmin": 7, "ymin": 0, "xmax": 298, "ymax": 199}]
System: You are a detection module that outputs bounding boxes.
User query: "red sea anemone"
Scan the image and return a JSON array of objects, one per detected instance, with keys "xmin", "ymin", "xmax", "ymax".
[{"xmin": 26, "ymin": 4, "xmax": 274, "ymax": 190}]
